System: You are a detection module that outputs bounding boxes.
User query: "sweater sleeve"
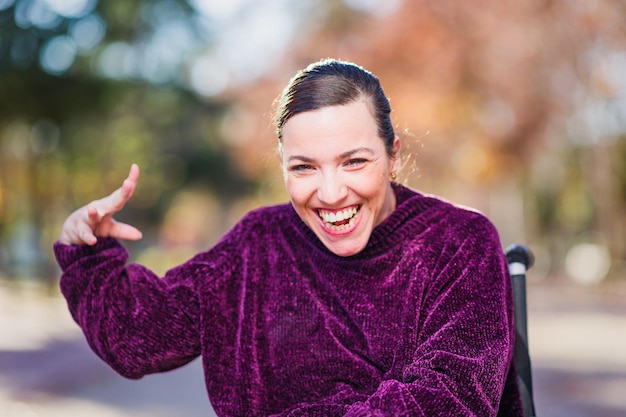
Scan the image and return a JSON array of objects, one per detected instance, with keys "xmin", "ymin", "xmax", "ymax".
[
  {"xmin": 275, "ymin": 214, "xmax": 515, "ymax": 417},
  {"xmin": 53, "ymin": 238, "xmax": 202, "ymax": 379}
]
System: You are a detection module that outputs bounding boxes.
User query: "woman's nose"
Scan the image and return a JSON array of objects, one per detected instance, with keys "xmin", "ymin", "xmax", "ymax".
[{"xmin": 317, "ymin": 173, "xmax": 348, "ymax": 205}]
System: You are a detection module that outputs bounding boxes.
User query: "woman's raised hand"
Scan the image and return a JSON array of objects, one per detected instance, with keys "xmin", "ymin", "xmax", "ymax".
[{"xmin": 58, "ymin": 164, "xmax": 143, "ymax": 246}]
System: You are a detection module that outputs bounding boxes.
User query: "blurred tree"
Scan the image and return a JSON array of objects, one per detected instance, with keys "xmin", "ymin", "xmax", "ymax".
[
  {"xmin": 225, "ymin": 0, "xmax": 626, "ymax": 279},
  {"xmin": 0, "ymin": 0, "xmax": 256, "ymax": 283}
]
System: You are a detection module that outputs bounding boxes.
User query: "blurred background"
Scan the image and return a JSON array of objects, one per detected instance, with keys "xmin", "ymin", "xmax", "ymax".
[{"xmin": 0, "ymin": 0, "xmax": 625, "ymax": 416}]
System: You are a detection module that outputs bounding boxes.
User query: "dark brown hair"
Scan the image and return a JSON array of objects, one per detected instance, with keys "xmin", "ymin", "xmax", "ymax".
[{"xmin": 274, "ymin": 58, "xmax": 396, "ymax": 156}]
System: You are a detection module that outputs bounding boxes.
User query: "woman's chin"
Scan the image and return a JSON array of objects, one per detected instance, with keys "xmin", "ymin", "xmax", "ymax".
[{"xmin": 320, "ymin": 237, "xmax": 368, "ymax": 257}]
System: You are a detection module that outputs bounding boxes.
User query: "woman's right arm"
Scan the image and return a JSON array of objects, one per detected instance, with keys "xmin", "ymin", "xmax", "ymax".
[
  {"xmin": 55, "ymin": 164, "xmax": 201, "ymax": 378},
  {"xmin": 55, "ymin": 238, "xmax": 201, "ymax": 378}
]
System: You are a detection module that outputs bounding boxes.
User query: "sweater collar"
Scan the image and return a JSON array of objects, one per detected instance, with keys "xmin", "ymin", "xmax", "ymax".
[{"xmin": 288, "ymin": 183, "xmax": 427, "ymax": 260}]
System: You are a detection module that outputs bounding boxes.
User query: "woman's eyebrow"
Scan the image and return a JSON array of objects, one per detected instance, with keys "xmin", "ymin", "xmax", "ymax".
[
  {"xmin": 338, "ymin": 147, "xmax": 374, "ymax": 159},
  {"xmin": 287, "ymin": 147, "xmax": 374, "ymax": 163},
  {"xmin": 287, "ymin": 155, "xmax": 315, "ymax": 163}
]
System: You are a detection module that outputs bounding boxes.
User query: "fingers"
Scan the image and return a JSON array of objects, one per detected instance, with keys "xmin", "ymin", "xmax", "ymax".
[
  {"xmin": 79, "ymin": 228, "xmax": 98, "ymax": 246},
  {"xmin": 118, "ymin": 163, "xmax": 140, "ymax": 205},
  {"xmin": 58, "ymin": 206, "xmax": 98, "ymax": 246},
  {"xmin": 128, "ymin": 163, "xmax": 140, "ymax": 183},
  {"xmin": 107, "ymin": 221, "xmax": 143, "ymax": 241},
  {"xmin": 86, "ymin": 165, "xmax": 143, "ymax": 242},
  {"xmin": 61, "ymin": 208, "xmax": 143, "ymax": 245},
  {"xmin": 97, "ymin": 164, "xmax": 141, "ymax": 216},
  {"xmin": 58, "ymin": 164, "xmax": 142, "ymax": 246},
  {"xmin": 80, "ymin": 205, "xmax": 100, "ymax": 245},
  {"xmin": 87, "ymin": 204, "xmax": 99, "ymax": 221},
  {"xmin": 120, "ymin": 164, "xmax": 140, "ymax": 200}
]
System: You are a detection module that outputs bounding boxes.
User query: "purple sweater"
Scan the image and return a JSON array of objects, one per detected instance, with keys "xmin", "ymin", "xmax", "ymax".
[{"xmin": 54, "ymin": 184, "xmax": 523, "ymax": 416}]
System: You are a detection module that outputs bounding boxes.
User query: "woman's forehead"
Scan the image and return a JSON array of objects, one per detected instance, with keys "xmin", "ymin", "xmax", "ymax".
[{"xmin": 282, "ymin": 101, "xmax": 378, "ymax": 142}]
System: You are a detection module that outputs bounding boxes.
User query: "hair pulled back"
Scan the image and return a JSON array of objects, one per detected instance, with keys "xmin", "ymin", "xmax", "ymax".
[{"xmin": 275, "ymin": 58, "xmax": 396, "ymax": 156}]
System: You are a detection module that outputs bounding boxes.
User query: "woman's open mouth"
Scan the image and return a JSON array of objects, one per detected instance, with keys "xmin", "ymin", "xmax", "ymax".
[{"xmin": 317, "ymin": 205, "xmax": 360, "ymax": 231}]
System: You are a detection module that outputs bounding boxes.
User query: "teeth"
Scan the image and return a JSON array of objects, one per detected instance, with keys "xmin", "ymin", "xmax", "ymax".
[{"xmin": 318, "ymin": 206, "xmax": 359, "ymax": 226}]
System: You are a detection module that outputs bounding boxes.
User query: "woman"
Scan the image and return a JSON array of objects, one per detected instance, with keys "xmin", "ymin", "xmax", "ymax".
[{"xmin": 55, "ymin": 59, "xmax": 523, "ymax": 416}]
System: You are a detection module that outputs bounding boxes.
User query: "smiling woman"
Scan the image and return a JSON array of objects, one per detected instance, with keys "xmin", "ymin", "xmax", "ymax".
[
  {"xmin": 281, "ymin": 99, "xmax": 399, "ymax": 256},
  {"xmin": 53, "ymin": 58, "xmax": 523, "ymax": 416}
]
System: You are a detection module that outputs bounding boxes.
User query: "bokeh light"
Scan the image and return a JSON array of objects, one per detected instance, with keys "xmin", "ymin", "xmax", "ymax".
[
  {"xmin": 96, "ymin": 41, "xmax": 133, "ymax": 79},
  {"xmin": 566, "ymin": 242, "xmax": 612, "ymax": 284},
  {"xmin": 42, "ymin": 0, "xmax": 96, "ymax": 18},
  {"xmin": 16, "ymin": 0, "xmax": 62, "ymax": 30},
  {"xmin": 189, "ymin": 53, "xmax": 230, "ymax": 96},
  {"xmin": 69, "ymin": 13, "xmax": 106, "ymax": 52},
  {"xmin": 39, "ymin": 36, "xmax": 76, "ymax": 74},
  {"xmin": 0, "ymin": 0, "xmax": 15, "ymax": 12}
]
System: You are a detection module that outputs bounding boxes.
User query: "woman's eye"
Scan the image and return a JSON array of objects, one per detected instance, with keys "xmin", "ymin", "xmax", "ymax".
[
  {"xmin": 344, "ymin": 158, "xmax": 367, "ymax": 167},
  {"xmin": 290, "ymin": 164, "xmax": 314, "ymax": 172}
]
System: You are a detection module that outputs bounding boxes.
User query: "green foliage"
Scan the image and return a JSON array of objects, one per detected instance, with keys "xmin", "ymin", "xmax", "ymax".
[{"xmin": 0, "ymin": 0, "xmax": 257, "ymax": 281}]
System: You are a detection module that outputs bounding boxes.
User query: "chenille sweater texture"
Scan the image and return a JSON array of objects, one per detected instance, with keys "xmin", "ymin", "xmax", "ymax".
[{"xmin": 54, "ymin": 184, "xmax": 523, "ymax": 417}]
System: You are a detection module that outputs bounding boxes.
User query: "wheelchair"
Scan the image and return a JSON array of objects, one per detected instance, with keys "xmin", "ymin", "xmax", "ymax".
[{"xmin": 506, "ymin": 244, "xmax": 536, "ymax": 417}]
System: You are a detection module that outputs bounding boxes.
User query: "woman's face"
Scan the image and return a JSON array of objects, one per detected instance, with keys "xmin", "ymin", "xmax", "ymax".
[{"xmin": 281, "ymin": 98, "xmax": 400, "ymax": 257}]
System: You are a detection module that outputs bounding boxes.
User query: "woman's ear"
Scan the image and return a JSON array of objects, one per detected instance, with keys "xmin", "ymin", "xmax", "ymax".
[{"xmin": 390, "ymin": 135, "xmax": 401, "ymax": 172}]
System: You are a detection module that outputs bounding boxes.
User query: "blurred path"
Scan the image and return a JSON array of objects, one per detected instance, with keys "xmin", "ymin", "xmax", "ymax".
[
  {"xmin": 0, "ymin": 282, "xmax": 215, "ymax": 417},
  {"xmin": 527, "ymin": 280, "xmax": 626, "ymax": 417},
  {"xmin": 1, "ymin": 279, "xmax": 626, "ymax": 416}
]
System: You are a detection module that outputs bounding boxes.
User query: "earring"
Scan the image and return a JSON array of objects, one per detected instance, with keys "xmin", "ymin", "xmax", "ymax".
[{"xmin": 390, "ymin": 172, "xmax": 397, "ymax": 181}]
